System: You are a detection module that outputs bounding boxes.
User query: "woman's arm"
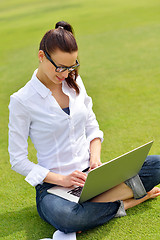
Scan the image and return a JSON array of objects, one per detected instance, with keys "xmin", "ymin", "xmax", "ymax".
[
  {"xmin": 44, "ymin": 170, "xmax": 87, "ymax": 187},
  {"xmin": 89, "ymin": 138, "xmax": 102, "ymax": 170},
  {"xmin": 76, "ymin": 76, "xmax": 103, "ymax": 171},
  {"xmin": 77, "ymin": 76, "xmax": 104, "ymax": 144},
  {"xmin": 44, "ymin": 138, "xmax": 102, "ymax": 186},
  {"xmin": 8, "ymin": 96, "xmax": 49, "ymax": 186}
]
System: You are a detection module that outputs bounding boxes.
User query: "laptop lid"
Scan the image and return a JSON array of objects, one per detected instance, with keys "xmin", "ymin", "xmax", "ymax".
[{"xmin": 79, "ymin": 141, "xmax": 153, "ymax": 203}]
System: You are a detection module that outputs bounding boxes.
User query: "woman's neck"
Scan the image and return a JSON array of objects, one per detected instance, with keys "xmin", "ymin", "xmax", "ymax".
[{"xmin": 36, "ymin": 67, "xmax": 62, "ymax": 92}]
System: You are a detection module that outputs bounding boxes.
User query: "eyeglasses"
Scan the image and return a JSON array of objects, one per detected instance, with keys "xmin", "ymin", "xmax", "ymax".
[{"xmin": 44, "ymin": 51, "xmax": 80, "ymax": 73}]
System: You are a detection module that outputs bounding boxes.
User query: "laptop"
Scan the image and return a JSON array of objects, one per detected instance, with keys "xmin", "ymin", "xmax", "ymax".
[{"xmin": 47, "ymin": 141, "xmax": 153, "ymax": 203}]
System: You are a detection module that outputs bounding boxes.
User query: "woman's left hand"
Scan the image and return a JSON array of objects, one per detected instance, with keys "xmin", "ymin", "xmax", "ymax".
[{"xmin": 89, "ymin": 159, "xmax": 102, "ymax": 171}]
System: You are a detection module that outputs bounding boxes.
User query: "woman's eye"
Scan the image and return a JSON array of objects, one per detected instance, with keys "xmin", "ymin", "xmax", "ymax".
[{"xmin": 57, "ymin": 68, "xmax": 64, "ymax": 72}]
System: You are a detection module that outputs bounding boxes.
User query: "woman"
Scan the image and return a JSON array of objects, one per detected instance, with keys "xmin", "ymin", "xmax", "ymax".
[{"xmin": 8, "ymin": 21, "xmax": 160, "ymax": 238}]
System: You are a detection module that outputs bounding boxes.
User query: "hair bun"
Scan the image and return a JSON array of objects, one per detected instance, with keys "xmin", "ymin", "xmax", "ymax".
[{"xmin": 55, "ymin": 21, "xmax": 73, "ymax": 34}]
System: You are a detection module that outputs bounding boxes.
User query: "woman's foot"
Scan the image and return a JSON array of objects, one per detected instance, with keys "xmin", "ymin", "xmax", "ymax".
[
  {"xmin": 147, "ymin": 187, "xmax": 160, "ymax": 199},
  {"xmin": 124, "ymin": 186, "xmax": 160, "ymax": 210}
]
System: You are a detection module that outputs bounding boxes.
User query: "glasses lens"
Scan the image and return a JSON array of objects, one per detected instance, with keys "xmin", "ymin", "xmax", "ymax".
[
  {"xmin": 56, "ymin": 67, "xmax": 67, "ymax": 73},
  {"xmin": 55, "ymin": 62, "xmax": 80, "ymax": 73},
  {"xmin": 68, "ymin": 65, "xmax": 79, "ymax": 72}
]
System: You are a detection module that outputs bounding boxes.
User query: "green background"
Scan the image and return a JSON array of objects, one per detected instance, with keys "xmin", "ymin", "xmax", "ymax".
[{"xmin": 0, "ymin": 0, "xmax": 160, "ymax": 239}]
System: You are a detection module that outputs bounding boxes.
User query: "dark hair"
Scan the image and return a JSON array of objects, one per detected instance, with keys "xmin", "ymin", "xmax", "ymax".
[{"xmin": 39, "ymin": 21, "xmax": 79, "ymax": 94}]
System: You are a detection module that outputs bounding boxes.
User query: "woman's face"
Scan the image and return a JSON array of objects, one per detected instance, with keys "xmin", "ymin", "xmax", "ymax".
[{"xmin": 38, "ymin": 49, "xmax": 78, "ymax": 87}]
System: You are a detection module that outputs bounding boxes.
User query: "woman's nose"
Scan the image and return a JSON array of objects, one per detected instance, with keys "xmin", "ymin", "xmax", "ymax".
[{"xmin": 61, "ymin": 70, "xmax": 69, "ymax": 79}]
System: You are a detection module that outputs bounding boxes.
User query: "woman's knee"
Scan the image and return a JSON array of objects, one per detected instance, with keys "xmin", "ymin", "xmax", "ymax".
[
  {"xmin": 146, "ymin": 155, "xmax": 160, "ymax": 164},
  {"xmin": 54, "ymin": 204, "xmax": 88, "ymax": 233},
  {"xmin": 144, "ymin": 155, "xmax": 160, "ymax": 176},
  {"xmin": 39, "ymin": 195, "xmax": 84, "ymax": 233},
  {"xmin": 139, "ymin": 155, "xmax": 160, "ymax": 191}
]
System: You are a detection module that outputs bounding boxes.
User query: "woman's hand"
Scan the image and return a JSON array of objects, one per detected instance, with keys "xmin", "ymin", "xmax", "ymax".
[
  {"xmin": 89, "ymin": 159, "xmax": 102, "ymax": 171},
  {"xmin": 62, "ymin": 170, "xmax": 87, "ymax": 188}
]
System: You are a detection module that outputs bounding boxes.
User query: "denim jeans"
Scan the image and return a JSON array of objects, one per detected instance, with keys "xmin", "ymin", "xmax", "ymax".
[{"xmin": 35, "ymin": 155, "xmax": 160, "ymax": 233}]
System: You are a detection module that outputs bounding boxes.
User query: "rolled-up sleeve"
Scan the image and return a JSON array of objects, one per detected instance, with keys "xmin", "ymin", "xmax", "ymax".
[
  {"xmin": 8, "ymin": 96, "xmax": 49, "ymax": 186},
  {"xmin": 77, "ymin": 76, "xmax": 104, "ymax": 143}
]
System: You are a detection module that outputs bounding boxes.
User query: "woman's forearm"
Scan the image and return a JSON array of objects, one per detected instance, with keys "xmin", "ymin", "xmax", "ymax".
[
  {"xmin": 44, "ymin": 171, "xmax": 64, "ymax": 186},
  {"xmin": 44, "ymin": 138, "xmax": 102, "ymax": 186},
  {"xmin": 89, "ymin": 138, "xmax": 102, "ymax": 170},
  {"xmin": 44, "ymin": 170, "xmax": 87, "ymax": 188}
]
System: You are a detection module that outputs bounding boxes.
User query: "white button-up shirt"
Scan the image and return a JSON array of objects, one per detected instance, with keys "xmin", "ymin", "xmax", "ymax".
[{"xmin": 8, "ymin": 70, "xmax": 103, "ymax": 186}]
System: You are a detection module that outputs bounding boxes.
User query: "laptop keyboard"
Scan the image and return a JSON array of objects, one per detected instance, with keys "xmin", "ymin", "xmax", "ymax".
[{"xmin": 67, "ymin": 186, "xmax": 83, "ymax": 197}]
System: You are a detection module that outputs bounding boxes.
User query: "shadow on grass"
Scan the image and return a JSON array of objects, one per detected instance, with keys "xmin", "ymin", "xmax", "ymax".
[
  {"xmin": 0, "ymin": 199, "xmax": 158, "ymax": 240},
  {"xmin": 78, "ymin": 200, "xmax": 156, "ymax": 239},
  {"xmin": 0, "ymin": 205, "xmax": 55, "ymax": 239}
]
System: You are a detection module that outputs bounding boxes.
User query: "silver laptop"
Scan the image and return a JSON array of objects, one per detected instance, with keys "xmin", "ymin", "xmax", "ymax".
[{"xmin": 47, "ymin": 141, "xmax": 153, "ymax": 203}]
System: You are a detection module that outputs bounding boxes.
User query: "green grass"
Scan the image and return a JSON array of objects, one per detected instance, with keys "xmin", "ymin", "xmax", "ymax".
[{"xmin": 1, "ymin": 0, "xmax": 160, "ymax": 239}]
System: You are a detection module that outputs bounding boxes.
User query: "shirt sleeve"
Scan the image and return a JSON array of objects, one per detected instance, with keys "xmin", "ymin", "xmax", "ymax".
[
  {"xmin": 8, "ymin": 96, "xmax": 50, "ymax": 186},
  {"xmin": 77, "ymin": 76, "xmax": 104, "ymax": 143}
]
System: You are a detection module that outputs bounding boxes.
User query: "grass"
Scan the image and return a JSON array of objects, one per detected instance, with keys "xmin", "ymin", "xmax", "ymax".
[{"xmin": 0, "ymin": 0, "xmax": 160, "ymax": 239}]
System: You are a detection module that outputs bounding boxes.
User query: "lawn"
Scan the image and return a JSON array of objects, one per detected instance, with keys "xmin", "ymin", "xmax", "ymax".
[{"xmin": 0, "ymin": 0, "xmax": 160, "ymax": 239}]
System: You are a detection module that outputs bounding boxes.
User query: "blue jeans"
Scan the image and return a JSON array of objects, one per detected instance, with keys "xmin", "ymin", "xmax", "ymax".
[{"xmin": 35, "ymin": 155, "xmax": 160, "ymax": 233}]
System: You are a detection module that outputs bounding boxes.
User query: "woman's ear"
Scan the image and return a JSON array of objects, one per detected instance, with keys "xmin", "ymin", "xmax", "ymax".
[{"xmin": 38, "ymin": 50, "xmax": 45, "ymax": 63}]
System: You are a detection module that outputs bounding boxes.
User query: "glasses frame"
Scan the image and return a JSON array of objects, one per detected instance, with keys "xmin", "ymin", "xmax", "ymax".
[{"xmin": 44, "ymin": 51, "xmax": 80, "ymax": 73}]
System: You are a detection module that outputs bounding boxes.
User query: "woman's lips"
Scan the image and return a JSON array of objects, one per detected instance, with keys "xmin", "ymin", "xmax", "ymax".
[{"xmin": 56, "ymin": 75, "xmax": 65, "ymax": 81}]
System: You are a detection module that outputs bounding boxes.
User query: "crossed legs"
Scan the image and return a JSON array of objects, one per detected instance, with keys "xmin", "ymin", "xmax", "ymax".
[
  {"xmin": 91, "ymin": 155, "xmax": 160, "ymax": 210},
  {"xmin": 36, "ymin": 155, "xmax": 160, "ymax": 233}
]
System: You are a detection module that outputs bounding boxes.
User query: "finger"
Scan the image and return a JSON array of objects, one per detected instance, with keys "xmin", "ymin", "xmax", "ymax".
[
  {"xmin": 71, "ymin": 179, "xmax": 85, "ymax": 187},
  {"xmin": 71, "ymin": 175, "xmax": 86, "ymax": 186},
  {"xmin": 71, "ymin": 176, "xmax": 86, "ymax": 184},
  {"xmin": 89, "ymin": 166, "xmax": 96, "ymax": 171},
  {"xmin": 73, "ymin": 171, "xmax": 87, "ymax": 181},
  {"xmin": 89, "ymin": 164, "xmax": 99, "ymax": 170}
]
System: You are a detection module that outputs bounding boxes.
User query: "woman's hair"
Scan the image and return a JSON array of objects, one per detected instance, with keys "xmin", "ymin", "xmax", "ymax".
[{"xmin": 39, "ymin": 21, "xmax": 80, "ymax": 94}]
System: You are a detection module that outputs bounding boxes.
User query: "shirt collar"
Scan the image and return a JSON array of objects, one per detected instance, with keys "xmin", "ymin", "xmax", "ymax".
[
  {"xmin": 62, "ymin": 79, "xmax": 77, "ymax": 98},
  {"xmin": 30, "ymin": 69, "xmax": 77, "ymax": 99},
  {"xmin": 30, "ymin": 69, "xmax": 51, "ymax": 98}
]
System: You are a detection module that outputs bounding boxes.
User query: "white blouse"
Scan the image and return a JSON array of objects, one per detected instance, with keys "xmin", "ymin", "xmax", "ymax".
[{"xmin": 8, "ymin": 70, "xmax": 103, "ymax": 186}]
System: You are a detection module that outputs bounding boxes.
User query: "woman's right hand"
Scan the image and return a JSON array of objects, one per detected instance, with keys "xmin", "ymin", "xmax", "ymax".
[{"xmin": 62, "ymin": 170, "xmax": 87, "ymax": 188}]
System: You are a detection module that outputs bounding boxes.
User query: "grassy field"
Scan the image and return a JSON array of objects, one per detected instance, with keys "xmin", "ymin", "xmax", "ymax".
[{"xmin": 1, "ymin": 0, "xmax": 160, "ymax": 239}]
